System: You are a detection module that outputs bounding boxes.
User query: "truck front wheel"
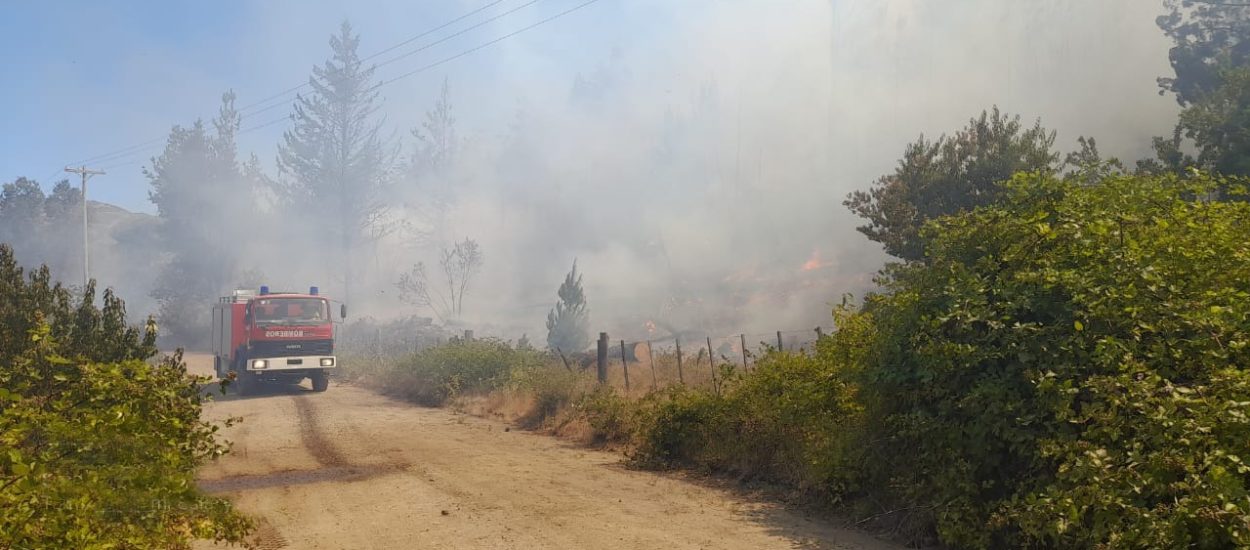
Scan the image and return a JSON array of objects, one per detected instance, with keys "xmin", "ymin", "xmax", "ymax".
[
  {"xmin": 235, "ymin": 370, "xmax": 257, "ymax": 396},
  {"xmin": 311, "ymin": 372, "xmax": 330, "ymax": 392}
]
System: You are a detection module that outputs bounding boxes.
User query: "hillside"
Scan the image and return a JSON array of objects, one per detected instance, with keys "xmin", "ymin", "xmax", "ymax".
[{"xmin": 85, "ymin": 200, "xmax": 163, "ymax": 317}]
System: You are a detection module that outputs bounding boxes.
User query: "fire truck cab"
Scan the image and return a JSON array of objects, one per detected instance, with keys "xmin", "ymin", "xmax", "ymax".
[{"xmin": 211, "ymin": 285, "xmax": 344, "ymax": 394}]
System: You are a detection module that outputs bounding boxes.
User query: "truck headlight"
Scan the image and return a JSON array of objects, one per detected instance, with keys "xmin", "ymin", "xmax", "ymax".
[
  {"xmin": 253, "ymin": 359, "xmax": 268, "ymax": 369},
  {"xmin": 320, "ymin": 358, "xmax": 335, "ymax": 367}
]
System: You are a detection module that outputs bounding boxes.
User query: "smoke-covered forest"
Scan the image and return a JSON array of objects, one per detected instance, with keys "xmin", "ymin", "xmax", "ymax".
[
  {"xmin": 1, "ymin": 0, "xmax": 1212, "ymax": 350},
  {"xmin": 6, "ymin": 1, "xmax": 1250, "ymax": 548}
]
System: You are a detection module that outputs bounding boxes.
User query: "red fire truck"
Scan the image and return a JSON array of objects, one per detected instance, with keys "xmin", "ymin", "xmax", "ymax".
[{"xmin": 211, "ymin": 285, "xmax": 345, "ymax": 394}]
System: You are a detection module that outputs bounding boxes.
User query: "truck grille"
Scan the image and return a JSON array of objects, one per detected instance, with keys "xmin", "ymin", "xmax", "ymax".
[{"xmin": 250, "ymin": 339, "xmax": 333, "ymax": 357}]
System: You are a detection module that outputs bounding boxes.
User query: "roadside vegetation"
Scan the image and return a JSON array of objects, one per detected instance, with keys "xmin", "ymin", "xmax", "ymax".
[
  {"xmin": 0, "ymin": 244, "xmax": 250, "ymax": 549},
  {"xmin": 346, "ymin": 171, "xmax": 1250, "ymax": 548}
]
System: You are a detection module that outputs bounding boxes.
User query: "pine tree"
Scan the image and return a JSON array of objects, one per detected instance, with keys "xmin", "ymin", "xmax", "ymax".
[
  {"xmin": 546, "ymin": 260, "xmax": 590, "ymax": 353},
  {"xmin": 0, "ymin": 177, "xmax": 47, "ymax": 265},
  {"xmin": 42, "ymin": 179, "xmax": 82, "ymax": 277},
  {"xmin": 405, "ymin": 77, "xmax": 459, "ymax": 244},
  {"xmin": 278, "ymin": 21, "xmax": 397, "ymax": 304},
  {"xmin": 146, "ymin": 91, "xmax": 255, "ymax": 347}
]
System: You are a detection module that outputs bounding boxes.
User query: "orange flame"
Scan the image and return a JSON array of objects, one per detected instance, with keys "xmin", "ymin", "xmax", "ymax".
[{"xmin": 801, "ymin": 249, "xmax": 827, "ymax": 272}]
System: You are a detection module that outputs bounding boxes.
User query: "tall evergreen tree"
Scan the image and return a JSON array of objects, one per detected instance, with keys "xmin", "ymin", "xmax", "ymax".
[
  {"xmin": 146, "ymin": 91, "xmax": 254, "ymax": 347},
  {"xmin": 41, "ymin": 179, "xmax": 83, "ymax": 277},
  {"xmin": 278, "ymin": 21, "xmax": 397, "ymax": 304},
  {"xmin": 0, "ymin": 177, "xmax": 47, "ymax": 264},
  {"xmin": 411, "ymin": 77, "xmax": 459, "ymax": 177},
  {"xmin": 546, "ymin": 260, "xmax": 590, "ymax": 353},
  {"xmin": 406, "ymin": 77, "xmax": 460, "ymax": 243}
]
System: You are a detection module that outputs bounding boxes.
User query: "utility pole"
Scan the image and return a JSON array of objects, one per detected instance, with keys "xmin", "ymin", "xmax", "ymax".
[{"xmin": 64, "ymin": 166, "xmax": 105, "ymax": 288}]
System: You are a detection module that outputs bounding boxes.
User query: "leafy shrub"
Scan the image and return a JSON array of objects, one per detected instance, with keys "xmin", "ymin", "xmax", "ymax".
[
  {"xmin": 853, "ymin": 172, "xmax": 1250, "ymax": 547},
  {"xmin": 625, "ymin": 329, "xmax": 864, "ymax": 494},
  {"xmin": 508, "ymin": 359, "xmax": 582, "ymax": 427},
  {"xmin": 579, "ymin": 172, "xmax": 1250, "ymax": 548},
  {"xmin": 628, "ymin": 385, "xmax": 727, "ymax": 468},
  {"xmin": 382, "ymin": 338, "xmax": 542, "ymax": 406},
  {"xmin": 354, "ymin": 171, "xmax": 1250, "ymax": 548},
  {"xmin": 574, "ymin": 386, "xmax": 636, "ymax": 445},
  {"xmin": 0, "ymin": 244, "xmax": 249, "ymax": 548}
]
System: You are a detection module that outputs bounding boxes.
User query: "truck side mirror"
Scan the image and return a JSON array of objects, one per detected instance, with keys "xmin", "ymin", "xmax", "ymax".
[{"xmin": 340, "ymin": 304, "xmax": 347, "ymax": 319}]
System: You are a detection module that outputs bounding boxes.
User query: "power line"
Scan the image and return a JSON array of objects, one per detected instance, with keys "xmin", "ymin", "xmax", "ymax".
[
  {"xmin": 68, "ymin": 0, "xmax": 519, "ymax": 168},
  {"xmin": 94, "ymin": 159, "xmax": 141, "ymax": 172},
  {"xmin": 69, "ymin": 137, "xmax": 167, "ymax": 166},
  {"xmin": 241, "ymin": 115, "xmax": 291, "ymax": 133},
  {"xmin": 62, "ymin": 0, "xmax": 605, "ymax": 174},
  {"xmin": 240, "ymin": 0, "xmax": 543, "ymax": 119},
  {"xmin": 236, "ymin": 0, "xmax": 510, "ymax": 114},
  {"xmin": 92, "ymin": 115, "xmax": 291, "ymax": 172},
  {"xmin": 379, "ymin": 0, "xmax": 604, "ymax": 87}
]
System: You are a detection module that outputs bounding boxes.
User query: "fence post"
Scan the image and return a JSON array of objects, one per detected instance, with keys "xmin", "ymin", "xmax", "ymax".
[
  {"xmin": 465, "ymin": 329, "xmax": 474, "ymax": 341},
  {"xmin": 675, "ymin": 337, "xmax": 685, "ymax": 384},
  {"xmin": 776, "ymin": 330, "xmax": 783, "ymax": 351},
  {"xmin": 740, "ymin": 334, "xmax": 749, "ymax": 370},
  {"xmin": 646, "ymin": 341, "xmax": 657, "ymax": 391},
  {"xmin": 620, "ymin": 340, "xmax": 630, "ymax": 393},
  {"xmin": 596, "ymin": 332, "xmax": 608, "ymax": 384},
  {"xmin": 706, "ymin": 336, "xmax": 719, "ymax": 395}
]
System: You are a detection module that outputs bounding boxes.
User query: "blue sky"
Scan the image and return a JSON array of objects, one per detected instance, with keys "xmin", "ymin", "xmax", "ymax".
[
  {"xmin": 0, "ymin": 0, "xmax": 1190, "ymax": 333},
  {"xmin": 2, "ymin": 1, "xmax": 1180, "ymax": 217},
  {"xmin": 0, "ymin": 0, "xmax": 642, "ymax": 213}
]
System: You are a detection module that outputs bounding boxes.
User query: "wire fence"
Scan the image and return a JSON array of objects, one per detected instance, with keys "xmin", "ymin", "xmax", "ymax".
[
  {"xmin": 336, "ymin": 316, "xmax": 831, "ymax": 397},
  {"xmin": 337, "ymin": 315, "xmax": 452, "ymax": 359},
  {"xmin": 584, "ymin": 327, "xmax": 827, "ymax": 397}
]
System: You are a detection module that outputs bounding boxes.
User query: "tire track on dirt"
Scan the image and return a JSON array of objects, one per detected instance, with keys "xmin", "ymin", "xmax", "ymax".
[
  {"xmin": 190, "ymin": 354, "xmax": 902, "ymax": 550},
  {"xmin": 292, "ymin": 394, "xmax": 349, "ymax": 467}
]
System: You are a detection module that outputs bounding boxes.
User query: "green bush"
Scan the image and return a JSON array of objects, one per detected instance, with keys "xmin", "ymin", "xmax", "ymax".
[
  {"xmin": 508, "ymin": 359, "xmax": 581, "ymax": 427},
  {"xmin": 355, "ymin": 171, "xmax": 1250, "ymax": 548},
  {"xmin": 853, "ymin": 172, "xmax": 1250, "ymax": 547},
  {"xmin": 625, "ymin": 323, "xmax": 865, "ymax": 494},
  {"xmin": 574, "ymin": 386, "xmax": 636, "ymax": 445},
  {"xmin": 0, "ymin": 244, "xmax": 249, "ymax": 548},
  {"xmin": 583, "ymin": 172, "xmax": 1250, "ymax": 548},
  {"xmin": 629, "ymin": 385, "xmax": 728, "ymax": 468},
  {"xmin": 382, "ymin": 338, "xmax": 543, "ymax": 406}
]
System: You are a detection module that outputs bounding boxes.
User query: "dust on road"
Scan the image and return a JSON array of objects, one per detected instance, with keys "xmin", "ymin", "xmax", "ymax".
[{"xmin": 188, "ymin": 353, "xmax": 898, "ymax": 550}]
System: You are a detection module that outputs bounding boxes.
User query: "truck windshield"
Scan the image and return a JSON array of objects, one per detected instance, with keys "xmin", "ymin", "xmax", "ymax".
[{"xmin": 251, "ymin": 298, "xmax": 329, "ymax": 326}]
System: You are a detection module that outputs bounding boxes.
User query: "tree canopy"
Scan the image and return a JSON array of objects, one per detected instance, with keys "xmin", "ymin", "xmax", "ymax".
[
  {"xmin": 1158, "ymin": 0, "xmax": 1250, "ymax": 106},
  {"xmin": 844, "ymin": 107, "xmax": 1058, "ymax": 261},
  {"xmin": 0, "ymin": 245, "xmax": 249, "ymax": 548},
  {"xmin": 852, "ymin": 171, "xmax": 1250, "ymax": 547},
  {"xmin": 546, "ymin": 260, "xmax": 590, "ymax": 353},
  {"xmin": 278, "ymin": 21, "xmax": 398, "ymax": 304},
  {"xmin": 145, "ymin": 91, "xmax": 259, "ymax": 347}
]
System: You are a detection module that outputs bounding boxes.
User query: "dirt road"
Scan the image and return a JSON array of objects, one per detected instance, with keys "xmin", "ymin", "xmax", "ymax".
[{"xmin": 189, "ymin": 353, "xmax": 897, "ymax": 550}]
